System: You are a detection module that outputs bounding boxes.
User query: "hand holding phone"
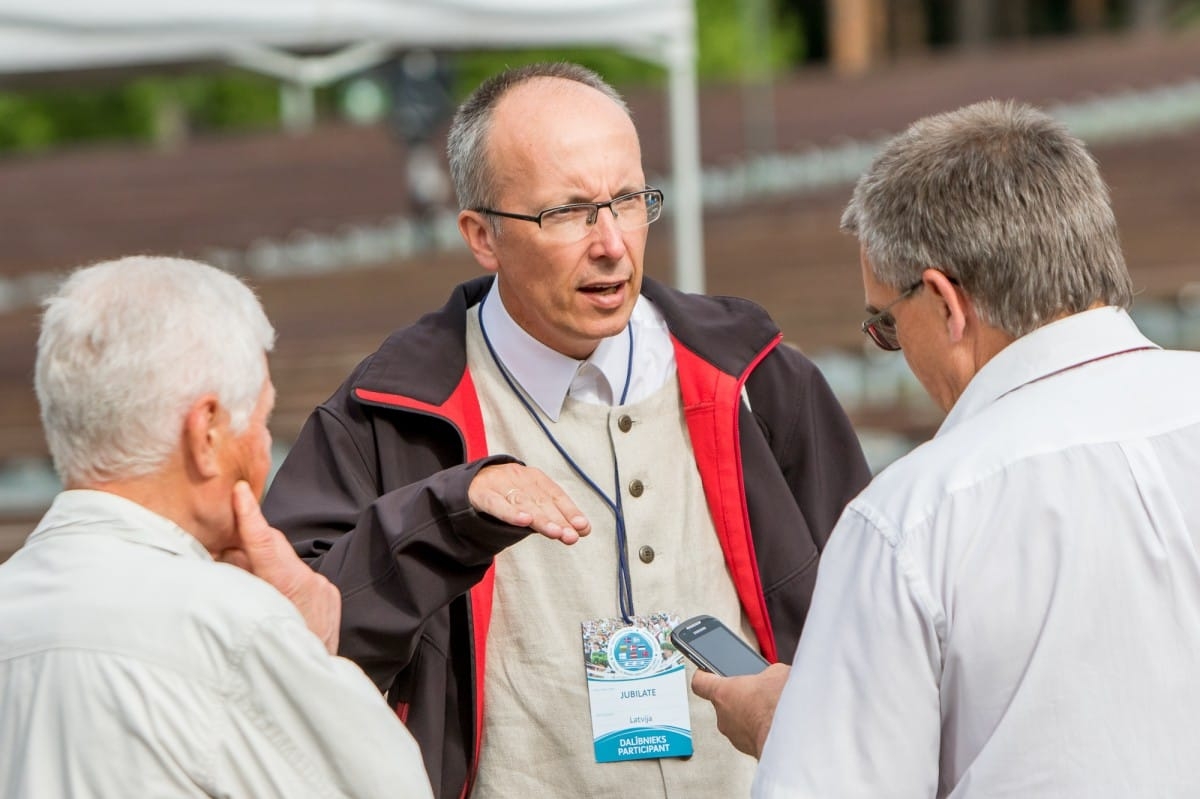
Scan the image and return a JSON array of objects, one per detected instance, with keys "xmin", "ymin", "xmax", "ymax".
[{"xmin": 670, "ymin": 614, "xmax": 769, "ymax": 677}]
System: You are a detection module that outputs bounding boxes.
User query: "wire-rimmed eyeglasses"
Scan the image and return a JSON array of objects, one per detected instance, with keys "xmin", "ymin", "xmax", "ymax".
[
  {"xmin": 474, "ymin": 188, "xmax": 664, "ymax": 243},
  {"xmin": 860, "ymin": 280, "xmax": 923, "ymax": 351}
]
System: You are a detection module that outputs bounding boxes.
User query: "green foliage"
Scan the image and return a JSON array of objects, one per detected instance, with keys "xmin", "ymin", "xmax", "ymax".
[
  {"xmin": 0, "ymin": 94, "xmax": 56, "ymax": 151},
  {"xmin": 0, "ymin": 84, "xmax": 155, "ymax": 152},
  {"xmin": 0, "ymin": 1, "xmax": 804, "ymax": 153},
  {"xmin": 0, "ymin": 71, "xmax": 279, "ymax": 154},
  {"xmin": 171, "ymin": 73, "xmax": 280, "ymax": 129},
  {"xmin": 454, "ymin": 0, "xmax": 804, "ymax": 94},
  {"xmin": 693, "ymin": 0, "xmax": 804, "ymax": 81},
  {"xmin": 1174, "ymin": 0, "xmax": 1200, "ymax": 26}
]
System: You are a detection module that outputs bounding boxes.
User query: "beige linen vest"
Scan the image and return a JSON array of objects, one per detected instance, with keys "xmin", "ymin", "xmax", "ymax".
[{"xmin": 465, "ymin": 309, "xmax": 758, "ymax": 799}]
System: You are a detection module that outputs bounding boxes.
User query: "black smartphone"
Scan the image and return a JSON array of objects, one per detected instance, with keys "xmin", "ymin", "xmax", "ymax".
[{"xmin": 669, "ymin": 614, "xmax": 769, "ymax": 677}]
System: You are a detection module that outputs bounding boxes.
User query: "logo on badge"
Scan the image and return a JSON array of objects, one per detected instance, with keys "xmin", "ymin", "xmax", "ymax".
[{"xmin": 606, "ymin": 626, "xmax": 662, "ymax": 677}]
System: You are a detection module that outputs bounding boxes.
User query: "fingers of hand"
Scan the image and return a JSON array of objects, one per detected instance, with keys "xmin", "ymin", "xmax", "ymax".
[
  {"xmin": 217, "ymin": 549, "xmax": 251, "ymax": 571},
  {"xmin": 520, "ymin": 492, "xmax": 588, "ymax": 545},
  {"xmin": 524, "ymin": 473, "xmax": 590, "ymax": 541},
  {"xmin": 227, "ymin": 482, "xmax": 340, "ymax": 652},
  {"xmin": 290, "ymin": 573, "xmax": 341, "ymax": 656},
  {"xmin": 230, "ymin": 482, "xmax": 316, "ymax": 599},
  {"xmin": 310, "ymin": 573, "xmax": 342, "ymax": 655},
  {"xmin": 470, "ymin": 464, "xmax": 590, "ymax": 542}
]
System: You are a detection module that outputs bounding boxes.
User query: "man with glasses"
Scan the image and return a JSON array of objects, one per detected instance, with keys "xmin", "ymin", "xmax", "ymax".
[
  {"xmin": 263, "ymin": 62, "xmax": 870, "ymax": 798},
  {"xmin": 859, "ymin": 279, "xmax": 922, "ymax": 351},
  {"xmin": 693, "ymin": 100, "xmax": 1200, "ymax": 798}
]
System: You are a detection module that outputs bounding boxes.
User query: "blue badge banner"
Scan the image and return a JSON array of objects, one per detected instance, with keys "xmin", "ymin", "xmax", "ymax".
[{"xmin": 593, "ymin": 726, "xmax": 694, "ymax": 761}]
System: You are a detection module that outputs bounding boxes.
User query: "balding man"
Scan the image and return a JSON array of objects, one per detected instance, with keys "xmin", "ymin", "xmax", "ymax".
[{"xmin": 264, "ymin": 62, "xmax": 870, "ymax": 798}]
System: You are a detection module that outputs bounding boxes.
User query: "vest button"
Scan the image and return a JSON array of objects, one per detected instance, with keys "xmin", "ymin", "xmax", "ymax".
[
  {"xmin": 638, "ymin": 545, "xmax": 655, "ymax": 564},
  {"xmin": 628, "ymin": 479, "xmax": 645, "ymax": 497},
  {"xmin": 617, "ymin": 414, "xmax": 633, "ymax": 432}
]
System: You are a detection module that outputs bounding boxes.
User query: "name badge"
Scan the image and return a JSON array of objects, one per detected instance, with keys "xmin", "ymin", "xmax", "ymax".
[{"xmin": 581, "ymin": 611, "xmax": 693, "ymax": 763}]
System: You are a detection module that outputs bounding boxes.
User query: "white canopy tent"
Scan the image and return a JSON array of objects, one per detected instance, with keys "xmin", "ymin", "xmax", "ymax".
[{"xmin": 0, "ymin": 0, "xmax": 705, "ymax": 292}]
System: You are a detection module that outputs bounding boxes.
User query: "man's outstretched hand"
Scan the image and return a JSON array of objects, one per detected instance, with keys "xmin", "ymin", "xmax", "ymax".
[
  {"xmin": 469, "ymin": 462, "xmax": 592, "ymax": 545},
  {"xmin": 220, "ymin": 481, "xmax": 341, "ymax": 655}
]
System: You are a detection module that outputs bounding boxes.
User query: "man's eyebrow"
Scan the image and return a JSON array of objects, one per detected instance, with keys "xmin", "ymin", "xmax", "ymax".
[{"xmin": 559, "ymin": 186, "xmax": 645, "ymax": 204}]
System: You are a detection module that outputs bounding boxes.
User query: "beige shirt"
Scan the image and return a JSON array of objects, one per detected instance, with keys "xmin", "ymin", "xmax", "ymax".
[
  {"xmin": 0, "ymin": 490, "xmax": 433, "ymax": 799},
  {"xmin": 466, "ymin": 307, "xmax": 758, "ymax": 799}
]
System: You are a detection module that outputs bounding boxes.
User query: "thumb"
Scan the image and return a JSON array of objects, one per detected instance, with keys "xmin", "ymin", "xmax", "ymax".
[
  {"xmin": 691, "ymin": 668, "xmax": 721, "ymax": 700},
  {"xmin": 231, "ymin": 481, "xmax": 278, "ymax": 575}
]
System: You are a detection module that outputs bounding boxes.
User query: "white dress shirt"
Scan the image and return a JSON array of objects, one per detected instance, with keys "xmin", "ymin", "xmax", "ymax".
[
  {"xmin": 0, "ymin": 490, "xmax": 433, "ymax": 799},
  {"xmin": 478, "ymin": 279, "xmax": 676, "ymax": 419},
  {"xmin": 755, "ymin": 307, "xmax": 1200, "ymax": 798}
]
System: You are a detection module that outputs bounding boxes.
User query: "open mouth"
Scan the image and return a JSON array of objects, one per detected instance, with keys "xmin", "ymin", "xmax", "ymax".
[{"xmin": 579, "ymin": 282, "xmax": 625, "ymax": 295}]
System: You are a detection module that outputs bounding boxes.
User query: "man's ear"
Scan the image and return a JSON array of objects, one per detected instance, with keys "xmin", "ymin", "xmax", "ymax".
[
  {"xmin": 924, "ymin": 268, "xmax": 969, "ymax": 343},
  {"xmin": 182, "ymin": 395, "xmax": 223, "ymax": 480},
  {"xmin": 458, "ymin": 210, "xmax": 500, "ymax": 273}
]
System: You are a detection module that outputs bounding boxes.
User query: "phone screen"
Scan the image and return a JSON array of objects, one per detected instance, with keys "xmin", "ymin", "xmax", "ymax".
[{"xmin": 671, "ymin": 615, "xmax": 768, "ymax": 677}]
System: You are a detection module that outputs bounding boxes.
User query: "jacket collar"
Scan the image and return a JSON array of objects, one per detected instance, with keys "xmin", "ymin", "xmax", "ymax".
[
  {"xmin": 352, "ymin": 276, "xmax": 783, "ymax": 405},
  {"xmin": 639, "ymin": 278, "xmax": 780, "ymax": 377}
]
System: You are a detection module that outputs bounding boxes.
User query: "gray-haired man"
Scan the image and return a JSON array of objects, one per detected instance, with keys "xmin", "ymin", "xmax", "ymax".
[
  {"xmin": 0, "ymin": 256, "xmax": 433, "ymax": 798},
  {"xmin": 695, "ymin": 100, "xmax": 1200, "ymax": 798}
]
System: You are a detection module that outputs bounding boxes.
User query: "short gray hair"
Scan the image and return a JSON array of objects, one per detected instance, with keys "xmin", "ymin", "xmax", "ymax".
[
  {"xmin": 446, "ymin": 62, "xmax": 630, "ymax": 213},
  {"xmin": 842, "ymin": 99, "xmax": 1133, "ymax": 337},
  {"xmin": 35, "ymin": 256, "xmax": 276, "ymax": 486}
]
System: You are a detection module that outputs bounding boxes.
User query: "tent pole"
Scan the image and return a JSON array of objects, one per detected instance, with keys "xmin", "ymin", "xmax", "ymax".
[
  {"xmin": 665, "ymin": 36, "xmax": 705, "ymax": 295},
  {"xmin": 280, "ymin": 83, "xmax": 315, "ymax": 134}
]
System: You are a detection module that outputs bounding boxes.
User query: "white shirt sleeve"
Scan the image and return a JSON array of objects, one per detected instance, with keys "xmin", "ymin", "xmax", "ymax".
[
  {"xmin": 753, "ymin": 506, "xmax": 943, "ymax": 799},
  {"xmin": 217, "ymin": 613, "xmax": 434, "ymax": 799}
]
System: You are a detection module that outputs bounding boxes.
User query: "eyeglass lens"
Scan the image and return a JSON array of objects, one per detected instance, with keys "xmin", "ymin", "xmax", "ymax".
[
  {"xmin": 866, "ymin": 316, "xmax": 900, "ymax": 350},
  {"xmin": 860, "ymin": 279, "xmax": 923, "ymax": 351},
  {"xmin": 541, "ymin": 191, "xmax": 662, "ymax": 241}
]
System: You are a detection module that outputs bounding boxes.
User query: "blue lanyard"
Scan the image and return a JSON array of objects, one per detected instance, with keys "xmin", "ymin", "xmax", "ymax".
[{"xmin": 478, "ymin": 290, "xmax": 637, "ymax": 622}]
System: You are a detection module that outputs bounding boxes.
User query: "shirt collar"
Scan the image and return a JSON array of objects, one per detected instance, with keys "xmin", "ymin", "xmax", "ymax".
[
  {"xmin": 478, "ymin": 279, "xmax": 637, "ymax": 421},
  {"xmin": 27, "ymin": 489, "xmax": 214, "ymax": 562},
  {"xmin": 939, "ymin": 306, "xmax": 1158, "ymax": 435}
]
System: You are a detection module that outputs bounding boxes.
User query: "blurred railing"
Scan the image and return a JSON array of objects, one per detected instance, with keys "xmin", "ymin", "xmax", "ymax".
[
  {"xmin": 815, "ymin": 287, "xmax": 1200, "ymax": 473},
  {"xmin": 2, "ymin": 77, "xmax": 1200, "ymax": 559},
  {"xmin": 2, "ymin": 78, "xmax": 1199, "ymax": 313}
]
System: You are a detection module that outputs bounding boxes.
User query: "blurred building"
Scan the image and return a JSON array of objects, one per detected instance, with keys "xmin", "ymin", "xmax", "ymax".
[{"xmin": 789, "ymin": 0, "xmax": 1183, "ymax": 75}]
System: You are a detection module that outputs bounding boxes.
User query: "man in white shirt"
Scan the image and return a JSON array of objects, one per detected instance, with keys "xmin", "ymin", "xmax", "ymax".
[
  {"xmin": 0, "ymin": 256, "xmax": 434, "ymax": 798},
  {"xmin": 693, "ymin": 100, "xmax": 1200, "ymax": 798}
]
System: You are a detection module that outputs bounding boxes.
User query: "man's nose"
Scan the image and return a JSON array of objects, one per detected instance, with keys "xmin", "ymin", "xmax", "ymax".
[{"xmin": 589, "ymin": 206, "xmax": 627, "ymax": 257}]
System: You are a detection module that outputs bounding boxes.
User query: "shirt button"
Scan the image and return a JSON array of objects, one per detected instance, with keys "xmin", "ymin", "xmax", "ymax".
[
  {"xmin": 628, "ymin": 479, "xmax": 644, "ymax": 498},
  {"xmin": 638, "ymin": 545, "xmax": 655, "ymax": 564},
  {"xmin": 617, "ymin": 414, "xmax": 633, "ymax": 432}
]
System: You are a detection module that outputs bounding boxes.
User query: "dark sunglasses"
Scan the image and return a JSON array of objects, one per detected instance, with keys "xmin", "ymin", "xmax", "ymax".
[{"xmin": 860, "ymin": 280, "xmax": 924, "ymax": 351}]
